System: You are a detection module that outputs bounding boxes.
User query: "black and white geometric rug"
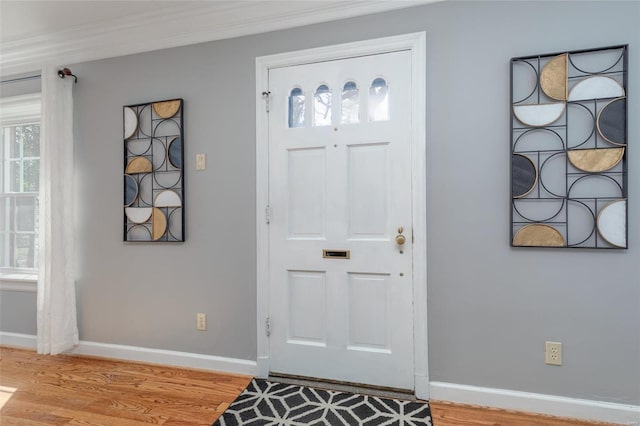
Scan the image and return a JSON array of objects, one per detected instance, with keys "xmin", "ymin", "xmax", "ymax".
[{"xmin": 213, "ymin": 378, "xmax": 432, "ymax": 425}]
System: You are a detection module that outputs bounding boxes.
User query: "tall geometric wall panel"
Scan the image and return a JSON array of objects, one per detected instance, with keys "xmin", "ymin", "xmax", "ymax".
[
  {"xmin": 123, "ymin": 98, "xmax": 184, "ymax": 242},
  {"xmin": 511, "ymin": 46, "xmax": 628, "ymax": 249}
]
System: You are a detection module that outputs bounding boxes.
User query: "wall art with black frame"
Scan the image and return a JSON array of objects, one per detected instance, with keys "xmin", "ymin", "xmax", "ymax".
[
  {"xmin": 123, "ymin": 98, "xmax": 184, "ymax": 242},
  {"xmin": 511, "ymin": 45, "xmax": 628, "ymax": 249}
]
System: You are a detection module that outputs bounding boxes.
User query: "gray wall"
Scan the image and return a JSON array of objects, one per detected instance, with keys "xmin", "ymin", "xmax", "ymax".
[
  {"xmin": 0, "ymin": 290, "xmax": 37, "ymax": 334},
  {"xmin": 2, "ymin": 1, "xmax": 639, "ymax": 406}
]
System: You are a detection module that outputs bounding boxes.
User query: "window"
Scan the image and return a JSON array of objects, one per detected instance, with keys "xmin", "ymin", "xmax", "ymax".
[
  {"xmin": 288, "ymin": 88, "xmax": 305, "ymax": 128},
  {"xmin": 0, "ymin": 94, "xmax": 41, "ymax": 276},
  {"xmin": 341, "ymin": 81, "xmax": 359, "ymax": 124},
  {"xmin": 368, "ymin": 78, "xmax": 389, "ymax": 121},
  {"xmin": 288, "ymin": 78, "xmax": 388, "ymax": 127},
  {"xmin": 313, "ymin": 84, "xmax": 332, "ymax": 126}
]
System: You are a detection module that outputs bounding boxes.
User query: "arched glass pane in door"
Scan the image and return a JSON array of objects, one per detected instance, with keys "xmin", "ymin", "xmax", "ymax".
[
  {"xmin": 288, "ymin": 88, "xmax": 305, "ymax": 128},
  {"xmin": 368, "ymin": 78, "xmax": 389, "ymax": 121},
  {"xmin": 314, "ymin": 84, "xmax": 332, "ymax": 126},
  {"xmin": 341, "ymin": 81, "xmax": 359, "ymax": 124}
]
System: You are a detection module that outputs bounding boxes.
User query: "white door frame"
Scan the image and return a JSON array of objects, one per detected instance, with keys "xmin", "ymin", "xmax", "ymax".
[{"xmin": 255, "ymin": 32, "xmax": 429, "ymax": 399}]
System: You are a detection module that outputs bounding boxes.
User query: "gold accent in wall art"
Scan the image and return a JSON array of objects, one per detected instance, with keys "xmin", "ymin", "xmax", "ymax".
[
  {"xmin": 540, "ymin": 53, "xmax": 568, "ymax": 101},
  {"xmin": 567, "ymin": 148, "xmax": 625, "ymax": 173},
  {"xmin": 513, "ymin": 224, "xmax": 565, "ymax": 247},
  {"xmin": 125, "ymin": 156, "xmax": 153, "ymax": 174},
  {"xmin": 153, "ymin": 100, "xmax": 182, "ymax": 118},
  {"xmin": 152, "ymin": 208, "xmax": 167, "ymax": 241}
]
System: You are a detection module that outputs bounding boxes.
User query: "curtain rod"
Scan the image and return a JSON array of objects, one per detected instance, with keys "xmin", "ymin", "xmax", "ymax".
[
  {"xmin": 0, "ymin": 74, "xmax": 41, "ymax": 84},
  {"xmin": 1, "ymin": 68, "xmax": 78, "ymax": 85}
]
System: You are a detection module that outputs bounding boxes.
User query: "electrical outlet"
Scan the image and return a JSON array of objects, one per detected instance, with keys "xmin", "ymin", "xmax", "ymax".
[
  {"xmin": 196, "ymin": 313, "xmax": 207, "ymax": 331},
  {"xmin": 545, "ymin": 341, "xmax": 562, "ymax": 365},
  {"xmin": 196, "ymin": 154, "xmax": 206, "ymax": 170}
]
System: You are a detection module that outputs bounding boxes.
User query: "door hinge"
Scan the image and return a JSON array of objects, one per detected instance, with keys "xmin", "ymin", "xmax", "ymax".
[
  {"xmin": 265, "ymin": 316, "xmax": 271, "ymax": 336},
  {"xmin": 262, "ymin": 91, "xmax": 271, "ymax": 113},
  {"xmin": 265, "ymin": 204, "xmax": 272, "ymax": 224}
]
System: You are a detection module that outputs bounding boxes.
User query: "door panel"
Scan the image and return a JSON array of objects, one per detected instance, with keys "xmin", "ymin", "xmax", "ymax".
[
  {"xmin": 268, "ymin": 50, "xmax": 413, "ymax": 390},
  {"xmin": 348, "ymin": 272, "xmax": 391, "ymax": 351},
  {"xmin": 348, "ymin": 142, "xmax": 390, "ymax": 239},
  {"xmin": 287, "ymin": 148, "xmax": 326, "ymax": 238},
  {"xmin": 288, "ymin": 270, "xmax": 326, "ymax": 345}
]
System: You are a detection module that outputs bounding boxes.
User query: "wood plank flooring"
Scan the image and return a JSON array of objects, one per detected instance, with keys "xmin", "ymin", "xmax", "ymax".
[
  {"xmin": 0, "ymin": 346, "xmax": 621, "ymax": 425},
  {"xmin": 0, "ymin": 346, "xmax": 251, "ymax": 425},
  {"xmin": 429, "ymin": 400, "xmax": 620, "ymax": 426}
]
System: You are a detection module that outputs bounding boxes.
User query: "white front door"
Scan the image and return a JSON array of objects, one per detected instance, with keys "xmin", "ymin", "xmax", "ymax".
[{"xmin": 268, "ymin": 50, "xmax": 414, "ymax": 390}]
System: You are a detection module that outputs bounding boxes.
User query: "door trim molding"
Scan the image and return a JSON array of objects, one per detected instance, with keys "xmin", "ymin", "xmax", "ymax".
[{"xmin": 255, "ymin": 32, "xmax": 428, "ymax": 399}]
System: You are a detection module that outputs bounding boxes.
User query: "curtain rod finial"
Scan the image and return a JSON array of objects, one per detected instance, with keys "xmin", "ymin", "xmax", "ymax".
[{"xmin": 58, "ymin": 67, "xmax": 77, "ymax": 83}]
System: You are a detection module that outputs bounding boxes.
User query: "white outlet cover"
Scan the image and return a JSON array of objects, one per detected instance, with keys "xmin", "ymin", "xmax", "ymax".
[
  {"xmin": 196, "ymin": 153, "xmax": 206, "ymax": 170},
  {"xmin": 197, "ymin": 313, "xmax": 207, "ymax": 330},
  {"xmin": 545, "ymin": 341, "xmax": 562, "ymax": 366}
]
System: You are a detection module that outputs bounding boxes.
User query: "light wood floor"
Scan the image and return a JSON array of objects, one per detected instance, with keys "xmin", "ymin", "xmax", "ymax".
[
  {"xmin": 429, "ymin": 400, "xmax": 619, "ymax": 426},
  {"xmin": 0, "ymin": 346, "xmax": 252, "ymax": 425},
  {"xmin": 0, "ymin": 347, "xmax": 620, "ymax": 425}
]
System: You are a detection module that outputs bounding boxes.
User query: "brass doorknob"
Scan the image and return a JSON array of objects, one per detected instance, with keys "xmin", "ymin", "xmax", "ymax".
[{"xmin": 395, "ymin": 234, "xmax": 406, "ymax": 245}]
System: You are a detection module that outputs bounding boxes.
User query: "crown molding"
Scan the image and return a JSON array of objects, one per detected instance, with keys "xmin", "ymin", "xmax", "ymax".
[{"xmin": 0, "ymin": 1, "xmax": 440, "ymax": 77}]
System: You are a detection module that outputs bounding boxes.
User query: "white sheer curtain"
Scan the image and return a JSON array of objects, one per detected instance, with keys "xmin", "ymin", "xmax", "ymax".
[{"xmin": 37, "ymin": 65, "xmax": 78, "ymax": 355}]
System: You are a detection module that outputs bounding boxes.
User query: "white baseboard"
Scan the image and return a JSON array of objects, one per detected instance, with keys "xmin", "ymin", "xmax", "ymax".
[
  {"xmin": 0, "ymin": 333, "xmax": 257, "ymax": 377},
  {"xmin": 430, "ymin": 381, "xmax": 640, "ymax": 425},
  {"xmin": 70, "ymin": 341, "xmax": 257, "ymax": 376},
  {"xmin": 0, "ymin": 332, "xmax": 37, "ymax": 349}
]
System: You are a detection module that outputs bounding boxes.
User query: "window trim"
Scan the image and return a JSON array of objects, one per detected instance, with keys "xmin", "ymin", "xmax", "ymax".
[
  {"xmin": 0, "ymin": 93, "xmax": 41, "ymax": 126},
  {"xmin": 0, "ymin": 93, "xmax": 41, "ymax": 289}
]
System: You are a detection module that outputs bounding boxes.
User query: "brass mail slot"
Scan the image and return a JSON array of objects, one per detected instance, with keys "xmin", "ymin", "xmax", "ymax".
[{"xmin": 323, "ymin": 249, "xmax": 350, "ymax": 259}]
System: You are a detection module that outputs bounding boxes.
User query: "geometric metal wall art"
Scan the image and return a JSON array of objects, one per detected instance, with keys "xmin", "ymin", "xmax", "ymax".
[
  {"xmin": 511, "ymin": 45, "xmax": 628, "ymax": 249},
  {"xmin": 123, "ymin": 98, "xmax": 184, "ymax": 242}
]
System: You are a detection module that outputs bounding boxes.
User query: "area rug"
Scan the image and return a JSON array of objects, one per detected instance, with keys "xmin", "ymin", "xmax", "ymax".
[{"xmin": 213, "ymin": 378, "xmax": 432, "ymax": 425}]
